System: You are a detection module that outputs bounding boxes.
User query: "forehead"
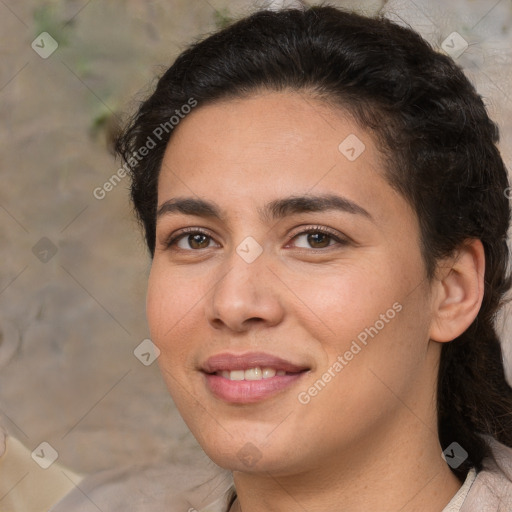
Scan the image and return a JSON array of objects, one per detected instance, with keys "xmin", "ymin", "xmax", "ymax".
[{"xmin": 157, "ymin": 91, "xmax": 408, "ymax": 226}]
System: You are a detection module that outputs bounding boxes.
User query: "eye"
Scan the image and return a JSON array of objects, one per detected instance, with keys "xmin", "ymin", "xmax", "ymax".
[
  {"xmin": 289, "ymin": 226, "xmax": 348, "ymax": 250},
  {"xmin": 165, "ymin": 228, "xmax": 218, "ymax": 250}
]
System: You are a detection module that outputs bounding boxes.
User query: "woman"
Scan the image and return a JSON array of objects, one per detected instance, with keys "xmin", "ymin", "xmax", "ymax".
[{"xmin": 53, "ymin": 4, "xmax": 512, "ymax": 511}]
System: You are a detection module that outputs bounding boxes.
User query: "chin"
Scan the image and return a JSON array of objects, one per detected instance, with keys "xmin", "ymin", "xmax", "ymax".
[{"xmin": 195, "ymin": 430, "xmax": 300, "ymax": 475}]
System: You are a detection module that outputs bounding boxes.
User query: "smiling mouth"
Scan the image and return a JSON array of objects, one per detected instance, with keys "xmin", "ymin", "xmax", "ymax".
[{"xmin": 201, "ymin": 352, "xmax": 310, "ymax": 403}]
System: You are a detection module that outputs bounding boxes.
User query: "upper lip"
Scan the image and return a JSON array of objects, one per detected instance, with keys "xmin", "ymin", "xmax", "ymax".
[{"xmin": 201, "ymin": 352, "xmax": 310, "ymax": 373}]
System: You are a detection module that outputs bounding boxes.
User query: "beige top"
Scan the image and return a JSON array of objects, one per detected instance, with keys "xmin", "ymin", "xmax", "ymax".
[
  {"xmin": 0, "ymin": 427, "xmax": 84, "ymax": 512},
  {"xmin": 442, "ymin": 468, "xmax": 477, "ymax": 512}
]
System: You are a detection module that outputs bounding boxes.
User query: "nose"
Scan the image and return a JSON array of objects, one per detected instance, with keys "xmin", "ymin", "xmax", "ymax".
[{"xmin": 206, "ymin": 246, "xmax": 285, "ymax": 333}]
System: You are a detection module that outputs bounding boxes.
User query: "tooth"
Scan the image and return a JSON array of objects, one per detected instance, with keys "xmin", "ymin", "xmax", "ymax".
[
  {"xmin": 245, "ymin": 367, "xmax": 262, "ymax": 380},
  {"xmin": 262, "ymin": 368, "xmax": 277, "ymax": 379},
  {"xmin": 218, "ymin": 368, "xmax": 285, "ymax": 380}
]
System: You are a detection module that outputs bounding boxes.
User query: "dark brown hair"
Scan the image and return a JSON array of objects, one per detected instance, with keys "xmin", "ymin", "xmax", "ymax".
[{"xmin": 114, "ymin": 4, "xmax": 512, "ymax": 480}]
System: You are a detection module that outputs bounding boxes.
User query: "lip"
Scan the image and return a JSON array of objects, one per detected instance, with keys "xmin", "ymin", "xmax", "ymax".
[
  {"xmin": 201, "ymin": 351, "xmax": 310, "ymax": 404},
  {"xmin": 201, "ymin": 351, "xmax": 309, "ymax": 373},
  {"xmin": 203, "ymin": 373, "xmax": 307, "ymax": 403}
]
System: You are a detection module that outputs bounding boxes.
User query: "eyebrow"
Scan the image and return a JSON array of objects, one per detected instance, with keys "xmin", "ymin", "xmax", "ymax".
[{"xmin": 156, "ymin": 194, "xmax": 373, "ymax": 223}]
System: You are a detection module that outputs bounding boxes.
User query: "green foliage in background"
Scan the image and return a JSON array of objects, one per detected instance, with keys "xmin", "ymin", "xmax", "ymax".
[
  {"xmin": 214, "ymin": 7, "xmax": 233, "ymax": 29},
  {"xmin": 33, "ymin": 2, "xmax": 71, "ymax": 47}
]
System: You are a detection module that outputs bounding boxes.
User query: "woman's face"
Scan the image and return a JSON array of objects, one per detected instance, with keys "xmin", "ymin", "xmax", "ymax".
[{"xmin": 147, "ymin": 91, "xmax": 438, "ymax": 475}]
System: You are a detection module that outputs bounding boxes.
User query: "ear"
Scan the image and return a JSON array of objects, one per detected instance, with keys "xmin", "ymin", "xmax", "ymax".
[{"xmin": 429, "ymin": 239, "xmax": 485, "ymax": 343}]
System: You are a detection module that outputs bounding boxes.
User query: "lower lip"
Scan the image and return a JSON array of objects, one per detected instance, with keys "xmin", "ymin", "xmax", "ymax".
[{"xmin": 203, "ymin": 372, "xmax": 307, "ymax": 404}]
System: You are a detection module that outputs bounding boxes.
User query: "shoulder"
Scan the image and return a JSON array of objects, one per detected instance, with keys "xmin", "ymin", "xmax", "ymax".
[
  {"xmin": 461, "ymin": 435, "xmax": 512, "ymax": 511},
  {"xmin": 49, "ymin": 452, "xmax": 233, "ymax": 512},
  {"xmin": 0, "ymin": 430, "xmax": 85, "ymax": 512}
]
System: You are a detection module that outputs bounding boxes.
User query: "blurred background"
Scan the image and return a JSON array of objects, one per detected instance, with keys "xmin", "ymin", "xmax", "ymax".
[{"xmin": 1, "ymin": 0, "xmax": 511, "ymax": 496}]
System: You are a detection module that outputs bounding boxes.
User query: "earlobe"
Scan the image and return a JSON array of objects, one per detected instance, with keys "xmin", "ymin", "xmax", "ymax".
[{"xmin": 429, "ymin": 239, "xmax": 485, "ymax": 343}]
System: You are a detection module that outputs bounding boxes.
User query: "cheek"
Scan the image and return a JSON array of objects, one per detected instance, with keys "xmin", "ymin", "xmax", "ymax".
[
  {"xmin": 146, "ymin": 266, "xmax": 169, "ymax": 344},
  {"xmin": 146, "ymin": 264, "xmax": 201, "ymax": 406},
  {"xmin": 295, "ymin": 289, "xmax": 430, "ymax": 447},
  {"xmin": 319, "ymin": 269, "xmax": 430, "ymax": 410},
  {"xmin": 288, "ymin": 257, "xmax": 411, "ymax": 349},
  {"xmin": 296, "ymin": 250, "xmax": 430, "ymax": 387},
  {"xmin": 146, "ymin": 262, "xmax": 200, "ymax": 355}
]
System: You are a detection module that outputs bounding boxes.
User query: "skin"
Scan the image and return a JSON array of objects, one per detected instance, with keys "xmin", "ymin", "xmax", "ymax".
[{"xmin": 147, "ymin": 91, "xmax": 485, "ymax": 512}]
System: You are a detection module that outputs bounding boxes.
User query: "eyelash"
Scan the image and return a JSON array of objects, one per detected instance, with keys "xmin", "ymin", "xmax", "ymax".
[{"xmin": 164, "ymin": 225, "xmax": 349, "ymax": 251}]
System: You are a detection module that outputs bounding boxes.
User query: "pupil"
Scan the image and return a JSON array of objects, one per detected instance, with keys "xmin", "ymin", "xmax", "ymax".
[
  {"xmin": 191, "ymin": 234, "xmax": 208, "ymax": 248},
  {"xmin": 309, "ymin": 233, "xmax": 329, "ymax": 248}
]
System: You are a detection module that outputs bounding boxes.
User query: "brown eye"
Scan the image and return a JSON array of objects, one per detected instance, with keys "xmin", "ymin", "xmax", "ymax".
[
  {"xmin": 165, "ymin": 229, "xmax": 217, "ymax": 250},
  {"xmin": 291, "ymin": 227, "xmax": 347, "ymax": 250}
]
